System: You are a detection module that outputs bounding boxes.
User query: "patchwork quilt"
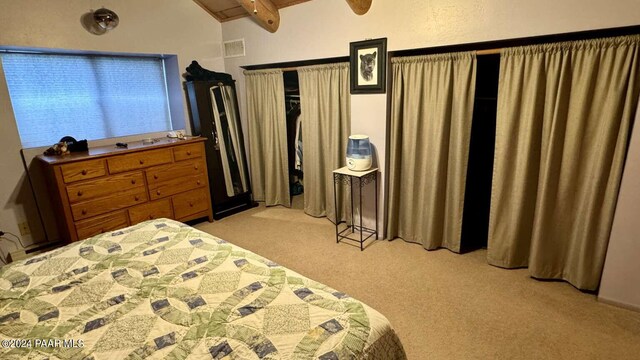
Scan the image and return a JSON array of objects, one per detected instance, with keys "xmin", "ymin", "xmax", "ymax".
[{"xmin": 0, "ymin": 219, "xmax": 406, "ymax": 359}]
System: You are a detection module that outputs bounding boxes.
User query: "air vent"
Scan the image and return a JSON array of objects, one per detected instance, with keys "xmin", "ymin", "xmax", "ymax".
[{"xmin": 223, "ymin": 39, "xmax": 246, "ymax": 58}]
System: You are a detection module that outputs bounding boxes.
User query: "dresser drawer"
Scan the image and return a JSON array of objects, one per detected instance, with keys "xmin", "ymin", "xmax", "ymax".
[
  {"xmin": 146, "ymin": 159, "xmax": 204, "ymax": 188},
  {"xmin": 173, "ymin": 143, "xmax": 203, "ymax": 161},
  {"xmin": 60, "ymin": 159, "xmax": 106, "ymax": 183},
  {"xmin": 172, "ymin": 188, "xmax": 210, "ymax": 219},
  {"xmin": 149, "ymin": 174, "xmax": 207, "ymax": 201},
  {"xmin": 71, "ymin": 187, "xmax": 148, "ymax": 221},
  {"xmin": 128, "ymin": 199, "xmax": 173, "ymax": 224},
  {"xmin": 67, "ymin": 172, "xmax": 144, "ymax": 204},
  {"xmin": 75, "ymin": 211, "xmax": 129, "ymax": 240},
  {"xmin": 107, "ymin": 148, "xmax": 172, "ymax": 174}
]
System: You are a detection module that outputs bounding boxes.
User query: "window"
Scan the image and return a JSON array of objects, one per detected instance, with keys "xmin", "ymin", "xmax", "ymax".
[{"xmin": 1, "ymin": 52, "xmax": 176, "ymax": 148}]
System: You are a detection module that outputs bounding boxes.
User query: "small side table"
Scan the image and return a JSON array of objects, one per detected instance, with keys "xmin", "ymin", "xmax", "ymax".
[{"xmin": 332, "ymin": 166, "xmax": 378, "ymax": 251}]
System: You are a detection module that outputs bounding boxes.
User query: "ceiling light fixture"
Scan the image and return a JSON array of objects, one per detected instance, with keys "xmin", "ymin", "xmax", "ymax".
[{"xmin": 93, "ymin": 7, "xmax": 119, "ymax": 31}]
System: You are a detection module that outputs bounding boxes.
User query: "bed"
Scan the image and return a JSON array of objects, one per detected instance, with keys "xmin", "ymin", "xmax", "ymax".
[{"xmin": 0, "ymin": 219, "xmax": 406, "ymax": 359}]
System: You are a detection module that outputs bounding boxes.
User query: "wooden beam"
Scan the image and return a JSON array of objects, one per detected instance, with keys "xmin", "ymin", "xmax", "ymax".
[
  {"xmin": 235, "ymin": 0, "xmax": 280, "ymax": 33},
  {"xmin": 345, "ymin": 0, "xmax": 372, "ymax": 15}
]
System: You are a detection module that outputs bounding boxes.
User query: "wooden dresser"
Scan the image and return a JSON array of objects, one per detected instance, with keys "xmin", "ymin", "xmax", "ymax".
[{"xmin": 37, "ymin": 137, "xmax": 214, "ymax": 242}]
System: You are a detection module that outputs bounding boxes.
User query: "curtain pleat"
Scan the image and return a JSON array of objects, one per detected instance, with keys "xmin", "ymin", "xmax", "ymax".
[
  {"xmin": 386, "ymin": 52, "xmax": 477, "ymax": 252},
  {"xmin": 298, "ymin": 63, "xmax": 351, "ymax": 221},
  {"xmin": 488, "ymin": 35, "xmax": 640, "ymax": 290},
  {"xmin": 244, "ymin": 69, "xmax": 290, "ymax": 207}
]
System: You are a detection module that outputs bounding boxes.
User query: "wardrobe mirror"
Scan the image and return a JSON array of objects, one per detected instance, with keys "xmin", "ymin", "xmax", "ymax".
[
  {"xmin": 185, "ymin": 75, "xmax": 255, "ymax": 219},
  {"xmin": 209, "ymin": 84, "xmax": 249, "ymax": 196}
]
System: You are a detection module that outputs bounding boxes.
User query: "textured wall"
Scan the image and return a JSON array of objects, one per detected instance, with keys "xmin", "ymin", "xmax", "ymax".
[
  {"xmin": 0, "ymin": 0, "xmax": 224, "ymax": 254},
  {"xmin": 221, "ymin": 0, "xmax": 640, "ymax": 306},
  {"xmin": 599, "ymin": 104, "xmax": 640, "ymax": 311}
]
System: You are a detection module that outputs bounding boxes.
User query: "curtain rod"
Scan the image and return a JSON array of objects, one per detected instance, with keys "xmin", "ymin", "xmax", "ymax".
[
  {"xmin": 272, "ymin": 49, "xmax": 501, "ymax": 72},
  {"xmin": 477, "ymin": 48, "xmax": 501, "ymax": 55},
  {"xmin": 265, "ymin": 50, "xmax": 502, "ymax": 72}
]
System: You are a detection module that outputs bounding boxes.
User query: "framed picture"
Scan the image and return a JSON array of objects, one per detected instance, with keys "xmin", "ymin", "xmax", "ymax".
[{"xmin": 349, "ymin": 38, "xmax": 387, "ymax": 94}]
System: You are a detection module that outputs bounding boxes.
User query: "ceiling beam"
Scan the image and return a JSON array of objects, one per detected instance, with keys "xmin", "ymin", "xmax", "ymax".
[
  {"xmin": 345, "ymin": 0, "xmax": 372, "ymax": 15},
  {"xmin": 235, "ymin": 0, "xmax": 280, "ymax": 33}
]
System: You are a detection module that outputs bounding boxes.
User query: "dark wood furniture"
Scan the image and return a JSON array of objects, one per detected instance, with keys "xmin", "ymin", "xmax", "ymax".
[
  {"xmin": 185, "ymin": 80, "xmax": 255, "ymax": 219},
  {"xmin": 37, "ymin": 137, "xmax": 214, "ymax": 242}
]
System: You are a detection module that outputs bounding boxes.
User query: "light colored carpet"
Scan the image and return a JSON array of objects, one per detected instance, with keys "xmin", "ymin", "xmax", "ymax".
[{"xmin": 195, "ymin": 201, "xmax": 640, "ymax": 359}]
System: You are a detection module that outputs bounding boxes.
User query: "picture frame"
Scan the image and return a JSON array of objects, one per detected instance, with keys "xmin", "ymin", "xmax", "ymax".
[{"xmin": 349, "ymin": 38, "xmax": 387, "ymax": 94}]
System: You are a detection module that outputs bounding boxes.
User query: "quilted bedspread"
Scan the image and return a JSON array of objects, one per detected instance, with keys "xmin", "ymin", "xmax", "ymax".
[{"xmin": 0, "ymin": 219, "xmax": 406, "ymax": 359}]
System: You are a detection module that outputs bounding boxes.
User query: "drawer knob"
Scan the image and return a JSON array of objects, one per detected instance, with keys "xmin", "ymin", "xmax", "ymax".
[
  {"xmin": 188, "ymin": 201, "xmax": 194, "ymax": 207},
  {"xmin": 194, "ymin": 165, "xmax": 199, "ymax": 170},
  {"xmin": 156, "ymin": 190, "xmax": 161, "ymax": 195},
  {"xmin": 153, "ymin": 175, "xmax": 158, "ymax": 180},
  {"xmin": 148, "ymin": 215, "xmax": 154, "ymax": 220},
  {"xmin": 131, "ymin": 179, "xmax": 136, "ymax": 184},
  {"xmin": 81, "ymin": 209, "xmax": 87, "ymax": 215},
  {"xmin": 187, "ymin": 151, "xmax": 192, "ymax": 155},
  {"xmin": 77, "ymin": 191, "xmax": 83, "ymax": 197},
  {"xmin": 139, "ymin": 159, "xmax": 145, "ymax": 165},
  {"xmin": 135, "ymin": 196, "xmax": 140, "ymax": 201},
  {"xmin": 81, "ymin": 169, "xmax": 87, "ymax": 175},
  {"xmin": 197, "ymin": 180, "xmax": 201, "ymax": 185}
]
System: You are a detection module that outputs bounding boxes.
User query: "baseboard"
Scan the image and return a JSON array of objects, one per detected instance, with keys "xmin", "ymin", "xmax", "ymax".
[
  {"xmin": 8, "ymin": 241, "xmax": 64, "ymax": 263},
  {"xmin": 597, "ymin": 296, "xmax": 640, "ymax": 313}
]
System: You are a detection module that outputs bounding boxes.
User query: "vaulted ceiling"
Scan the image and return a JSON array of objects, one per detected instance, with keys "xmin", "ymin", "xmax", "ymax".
[
  {"xmin": 194, "ymin": 0, "xmax": 372, "ymax": 32},
  {"xmin": 194, "ymin": 0, "xmax": 311, "ymax": 23}
]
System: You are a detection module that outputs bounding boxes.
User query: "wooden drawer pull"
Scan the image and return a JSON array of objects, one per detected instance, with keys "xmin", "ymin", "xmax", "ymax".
[
  {"xmin": 139, "ymin": 159, "xmax": 145, "ymax": 165},
  {"xmin": 81, "ymin": 209, "xmax": 87, "ymax": 215},
  {"xmin": 196, "ymin": 180, "xmax": 201, "ymax": 185},
  {"xmin": 135, "ymin": 196, "xmax": 140, "ymax": 201},
  {"xmin": 189, "ymin": 202, "xmax": 194, "ymax": 207},
  {"xmin": 77, "ymin": 191, "xmax": 83, "ymax": 197},
  {"xmin": 194, "ymin": 165, "xmax": 199, "ymax": 170},
  {"xmin": 81, "ymin": 169, "xmax": 88, "ymax": 175},
  {"xmin": 156, "ymin": 190, "xmax": 161, "ymax": 195},
  {"xmin": 148, "ymin": 215, "xmax": 154, "ymax": 220},
  {"xmin": 186, "ymin": 151, "xmax": 192, "ymax": 156},
  {"xmin": 153, "ymin": 175, "xmax": 159, "ymax": 180},
  {"xmin": 131, "ymin": 179, "xmax": 137, "ymax": 185}
]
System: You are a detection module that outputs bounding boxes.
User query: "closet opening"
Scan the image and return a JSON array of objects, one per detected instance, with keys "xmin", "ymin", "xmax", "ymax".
[
  {"xmin": 284, "ymin": 70, "xmax": 303, "ymax": 207},
  {"xmin": 460, "ymin": 54, "xmax": 500, "ymax": 253}
]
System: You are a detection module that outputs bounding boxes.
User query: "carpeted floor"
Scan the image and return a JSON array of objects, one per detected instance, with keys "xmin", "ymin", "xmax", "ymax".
[{"xmin": 195, "ymin": 201, "xmax": 640, "ymax": 359}]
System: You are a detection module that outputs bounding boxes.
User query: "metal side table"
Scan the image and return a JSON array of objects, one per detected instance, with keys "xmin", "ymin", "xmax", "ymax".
[{"xmin": 332, "ymin": 166, "xmax": 378, "ymax": 251}]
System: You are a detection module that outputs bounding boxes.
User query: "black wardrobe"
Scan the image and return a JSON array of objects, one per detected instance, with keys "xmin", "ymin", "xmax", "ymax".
[{"xmin": 185, "ymin": 78, "xmax": 255, "ymax": 219}]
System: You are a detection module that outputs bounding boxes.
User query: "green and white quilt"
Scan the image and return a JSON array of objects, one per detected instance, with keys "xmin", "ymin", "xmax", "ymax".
[{"xmin": 0, "ymin": 219, "xmax": 406, "ymax": 359}]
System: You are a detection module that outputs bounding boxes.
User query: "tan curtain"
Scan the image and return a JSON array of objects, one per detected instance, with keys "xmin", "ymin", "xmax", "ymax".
[
  {"xmin": 488, "ymin": 35, "xmax": 640, "ymax": 290},
  {"xmin": 244, "ymin": 69, "xmax": 290, "ymax": 207},
  {"xmin": 298, "ymin": 63, "xmax": 351, "ymax": 221},
  {"xmin": 386, "ymin": 52, "xmax": 477, "ymax": 252}
]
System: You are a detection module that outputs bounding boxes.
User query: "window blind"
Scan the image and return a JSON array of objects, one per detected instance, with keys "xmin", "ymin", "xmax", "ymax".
[{"xmin": 1, "ymin": 53, "xmax": 173, "ymax": 148}]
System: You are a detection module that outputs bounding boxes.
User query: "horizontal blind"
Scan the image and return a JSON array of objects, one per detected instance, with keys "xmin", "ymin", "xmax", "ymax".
[{"xmin": 1, "ymin": 53, "xmax": 172, "ymax": 148}]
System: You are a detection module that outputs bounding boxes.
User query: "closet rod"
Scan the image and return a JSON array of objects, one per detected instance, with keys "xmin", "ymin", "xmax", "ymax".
[
  {"xmin": 477, "ymin": 48, "xmax": 501, "ymax": 55},
  {"xmin": 275, "ymin": 50, "xmax": 500, "ymax": 71}
]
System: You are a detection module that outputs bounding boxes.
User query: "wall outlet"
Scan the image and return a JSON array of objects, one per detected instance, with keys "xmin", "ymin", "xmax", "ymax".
[{"xmin": 18, "ymin": 221, "xmax": 30, "ymax": 236}]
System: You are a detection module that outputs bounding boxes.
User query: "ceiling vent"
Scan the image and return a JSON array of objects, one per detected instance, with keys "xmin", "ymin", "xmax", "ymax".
[{"xmin": 223, "ymin": 39, "xmax": 246, "ymax": 58}]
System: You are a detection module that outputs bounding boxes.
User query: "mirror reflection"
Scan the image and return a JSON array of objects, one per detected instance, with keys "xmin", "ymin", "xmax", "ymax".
[{"xmin": 209, "ymin": 85, "xmax": 249, "ymax": 196}]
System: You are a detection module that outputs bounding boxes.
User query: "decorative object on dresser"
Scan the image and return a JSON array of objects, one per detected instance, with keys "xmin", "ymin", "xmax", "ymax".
[
  {"xmin": 37, "ymin": 137, "xmax": 214, "ymax": 243},
  {"xmin": 185, "ymin": 63, "xmax": 256, "ymax": 219}
]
